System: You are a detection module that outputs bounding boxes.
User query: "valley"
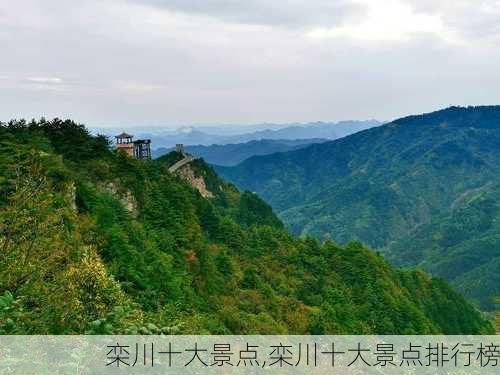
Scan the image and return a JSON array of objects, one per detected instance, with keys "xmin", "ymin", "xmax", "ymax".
[{"xmin": 217, "ymin": 106, "xmax": 500, "ymax": 311}]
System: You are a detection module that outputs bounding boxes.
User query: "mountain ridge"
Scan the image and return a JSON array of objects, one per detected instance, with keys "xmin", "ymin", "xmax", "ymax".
[
  {"xmin": 216, "ymin": 106, "xmax": 500, "ymax": 311},
  {"xmin": 94, "ymin": 120, "xmax": 381, "ymax": 149},
  {"xmin": 152, "ymin": 138, "xmax": 328, "ymax": 165}
]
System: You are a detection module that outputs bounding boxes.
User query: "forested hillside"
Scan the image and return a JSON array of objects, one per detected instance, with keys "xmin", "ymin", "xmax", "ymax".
[
  {"xmin": 0, "ymin": 118, "xmax": 493, "ymax": 334},
  {"xmin": 217, "ymin": 106, "xmax": 500, "ymax": 311}
]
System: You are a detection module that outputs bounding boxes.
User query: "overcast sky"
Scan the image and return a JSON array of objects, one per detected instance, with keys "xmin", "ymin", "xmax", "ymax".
[{"xmin": 1, "ymin": 0, "xmax": 500, "ymax": 127}]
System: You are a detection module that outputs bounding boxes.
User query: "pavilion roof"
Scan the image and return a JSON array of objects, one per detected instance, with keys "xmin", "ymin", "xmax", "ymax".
[{"xmin": 115, "ymin": 132, "xmax": 133, "ymax": 139}]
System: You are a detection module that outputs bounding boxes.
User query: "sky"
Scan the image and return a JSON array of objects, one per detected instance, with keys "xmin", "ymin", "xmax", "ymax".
[{"xmin": 1, "ymin": 0, "xmax": 500, "ymax": 128}]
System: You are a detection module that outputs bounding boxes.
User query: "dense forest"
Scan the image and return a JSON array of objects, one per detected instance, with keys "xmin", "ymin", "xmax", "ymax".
[
  {"xmin": 217, "ymin": 106, "xmax": 500, "ymax": 311},
  {"xmin": 0, "ymin": 118, "xmax": 493, "ymax": 334}
]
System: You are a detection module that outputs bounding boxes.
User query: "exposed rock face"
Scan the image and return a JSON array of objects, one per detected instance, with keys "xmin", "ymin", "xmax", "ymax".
[
  {"xmin": 120, "ymin": 190, "xmax": 137, "ymax": 216},
  {"xmin": 177, "ymin": 165, "xmax": 214, "ymax": 198},
  {"xmin": 97, "ymin": 181, "xmax": 138, "ymax": 217}
]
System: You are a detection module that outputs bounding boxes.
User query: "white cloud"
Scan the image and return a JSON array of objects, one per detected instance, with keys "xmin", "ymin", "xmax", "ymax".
[
  {"xmin": 402, "ymin": 0, "xmax": 500, "ymax": 40},
  {"xmin": 307, "ymin": 0, "xmax": 448, "ymax": 42},
  {"xmin": 126, "ymin": 0, "xmax": 500, "ymax": 43},
  {"xmin": 27, "ymin": 77, "xmax": 64, "ymax": 84},
  {"xmin": 0, "ymin": 0, "xmax": 500, "ymax": 126}
]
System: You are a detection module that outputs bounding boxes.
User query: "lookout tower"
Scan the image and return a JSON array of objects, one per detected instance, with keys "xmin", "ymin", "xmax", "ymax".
[
  {"xmin": 115, "ymin": 132, "xmax": 134, "ymax": 157},
  {"xmin": 134, "ymin": 139, "xmax": 151, "ymax": 160},
  {"xmin": 115, "ymin": 132, "xmax": 152, "ymax": 160},
  {"xmin": 176, "ymin": 144, "xmax": 185, "ymax": 155}
]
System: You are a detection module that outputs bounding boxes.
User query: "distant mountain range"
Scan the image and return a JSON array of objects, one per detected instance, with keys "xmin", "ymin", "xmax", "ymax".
[
  {"xmin": 222, "ymin": 120, "xmax": 382, "ymax": 144},
  {"xmin": 93, "ymin": 120, "xmax": 382, "ymax": 149},
  {"xmin": 216, "ymin": 106, "xmax": 500, "ymax": 311},
  {"xmin": 152, "ymin": 138, "xmax": 328, "ymax": 165}
]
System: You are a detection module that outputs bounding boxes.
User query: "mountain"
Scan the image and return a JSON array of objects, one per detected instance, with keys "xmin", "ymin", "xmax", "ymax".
[
  {"xmin": 227, "ymin": 120, "xmax": 382, "ymax": 143},
  {"xmin": 387, "ymin": 182, "xmax": 500, "ymax": 310},
  {"xmin": 93, "ymin": 120, "xmax": 381, "ymax": 149},
  {"xmin": 216, "ymin": 106, "xmax": 500, "ymax": 311},
  {"xmin": 0, "ymin": 118, "xmax": 492, "ymax": 334},
  {"xmin": 152, "ymin": 138, "xmax": 328, "ymax": 165}
]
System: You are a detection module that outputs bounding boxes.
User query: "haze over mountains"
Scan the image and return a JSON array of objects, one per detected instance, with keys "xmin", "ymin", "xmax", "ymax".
[
  {"xmin": 152, "ymin": 138, "xmax": 328, "ymax": 166},
  {"xmin": 217, "ymin": 106, "xmax": 500, "ymax": 311},
  {"xmin": 93, "ymin": 120, "xmax": 382, "ymax": 149}
]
